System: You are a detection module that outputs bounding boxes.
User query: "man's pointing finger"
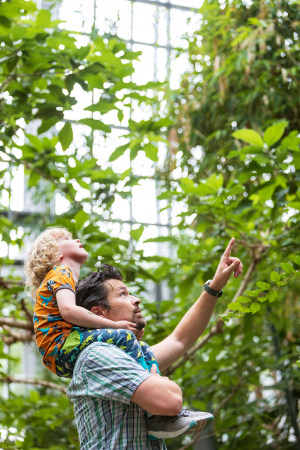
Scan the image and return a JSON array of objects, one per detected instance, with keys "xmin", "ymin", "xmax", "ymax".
[{"xmin": 223, "ymin": 237, "xmax": 235, "ymax": 258}]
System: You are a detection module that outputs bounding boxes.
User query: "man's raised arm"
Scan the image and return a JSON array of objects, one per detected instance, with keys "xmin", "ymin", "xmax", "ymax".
[{"xmin": 151, "ymin": 238, "xmax": 243, "ymax": 372}]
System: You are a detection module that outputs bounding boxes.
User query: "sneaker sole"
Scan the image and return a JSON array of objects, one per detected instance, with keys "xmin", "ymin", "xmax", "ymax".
[
  {"xmin": 147, "ymin": 413, "xmax": 214, "ymax": 439},
  {"xmin": 147, "ymin": 420, "xmax": 197, "ymax": 439},
  {"xmin": 183, "ymin": 415, "xmax": 214, "ymax": 436}
]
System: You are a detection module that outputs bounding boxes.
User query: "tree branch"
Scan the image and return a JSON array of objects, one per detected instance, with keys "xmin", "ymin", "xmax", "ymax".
[
  {"xmin": 0, "ymin": 152, "xmax": 55, "ymax": 184},
  {"xmin": 213, "ymin": 382, "xmax": 240, "ymax": 417},
  {"xmin": 177, "ymin": 431, "xmax": 216, "ymax": 450},
  {"xmin": 20, "ymin": 299, "xmax": 33, "ymax": 323},
  {"xmin": 1, "ymin": 325, "xmax": 33, "ymax": 345},
  {"xmin": 0, "ymin": 375, "xmax": 67, "ymax": 394},
  {"xmin": 0, "ymin": 317, "xmax": 33, "ymax": 330}
]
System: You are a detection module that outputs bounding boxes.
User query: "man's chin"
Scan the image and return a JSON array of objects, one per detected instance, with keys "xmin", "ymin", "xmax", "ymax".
[{"xmin": 135, "ymin": 318, "xmax": 146, "ymax": 331}]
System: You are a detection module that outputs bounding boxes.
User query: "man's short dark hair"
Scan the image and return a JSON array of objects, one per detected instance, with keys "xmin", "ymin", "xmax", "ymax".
[{"xmin": 76, "ymin": 264, "xmax": 123, "ymax": 311}]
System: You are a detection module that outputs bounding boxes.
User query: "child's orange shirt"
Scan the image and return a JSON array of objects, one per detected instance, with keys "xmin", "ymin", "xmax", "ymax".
[{"xmin": 34, "ymin": 265, "xmax": 76, "ymax": 374}]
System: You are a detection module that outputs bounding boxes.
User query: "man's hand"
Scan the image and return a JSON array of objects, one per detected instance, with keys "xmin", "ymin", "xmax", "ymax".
[
  {"xmin": 150, "ymin": 364, "xmax": 171, "ymax": 380},
  {"xmin": 135, "ymin": 328, "xmax": 144, "ymax": 341},
  {"xmin": 210, "ymin": 238, "xmax": 243, "ymax": 291}
]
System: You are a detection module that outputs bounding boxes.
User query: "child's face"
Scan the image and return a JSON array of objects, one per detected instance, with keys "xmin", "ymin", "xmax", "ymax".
[{"xmin": 57, "ymin": 235, "xmax": 88, "ymax": 264}]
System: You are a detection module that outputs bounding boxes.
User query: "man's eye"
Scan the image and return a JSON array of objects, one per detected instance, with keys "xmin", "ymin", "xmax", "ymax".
[{"xmin": 121, "ymin": 292, "xmax": 126, "ymax": 297}]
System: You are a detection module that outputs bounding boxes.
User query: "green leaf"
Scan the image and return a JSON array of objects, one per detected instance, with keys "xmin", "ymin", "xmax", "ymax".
[
  {"xmin": 264, "ymin": 122, "xmax": 288, "ymax": 147},
  {"xmin": 79, "ymin": 119, "xmax": 111, "ymax": 133},
  {"xmin": 130, "ymin": 226, "xmax": 144, "ymax": 241},
  {"xmin": 38, "ymin": 117, "xmax": 61, "ymax": 135},
  {"xmin": 258, "ymin": 295, "xmax": 268, "ymax": 303},
  {"xmin": 256, "ymin": 183, "xmax": 277, "ymax": 203},
  {"xmin": 75, "ymin": 210, "xmax": 88, "ymax": 229},
  {"xmin": 58, "ymin": 122, "xmax": 73, "ymax": 151},
  {"xmin": 245, "ymin": 289, "xmax": 261, "ymax": 297},
  {"xmin": 84, "ymin": 101, "xmax": 117, "ymax": 114},
  {"xmin": 205, "ymin": 173, "xmax": 223, "ymax": 191},
  {"xmin": 270, "ymin": 271, "xmax": 281, "ymax": 282},
  {"xmin": 293, "ymin": 255, "xmax": 300, "ymax": 266},
  {"xmin": 236, "ymin": 296, "xmax": 251, "ymax": 304},
  {"xmin": 26, "ymin": 134, "xmax": 43, "ymax": 152},
  {"xmin": 11, "ymin": 26, "xmax": 27, "ymax": 41},
  {"xmin": 250, "ymin": 303, "xmax": 261, "ymax": 314},
  {"xmin": 228, "ymin": 302, "xmax": 241, "ymax": 311},
  {"xmin": 36, "ymin": 9, "xmax": 51, "ymax": 28},
  {"xmin": 117, "ymin": 110, "xmax": 124, "ymax": 122},
  {"xmin": 143, "ymin": 143, "xmax": 158, "ymax": 161},
  {"xmin": 256, "ymin": 281, "xmax": 270, "ymax": 290},
  {"xmin": 143, "ymin": 236, "xmax": 174, "ymax": 243},
  {"xmin": 281, "ymin": 131, "xmax": 300, "ymax": 152},
  {"xmin": 77, "ymin": 45, "xmax": 91, "ymax": 60},
  {"xmin": 232, "ymin": 129, "xmax": 264, "ymax": 148},
  {"xmin": 281, "ymin": 262, "xmax": 294, "ymax": 273},
  {"xmin": 109, "ymin": 143, "xmax": 129, "ymax": 162},
  {"xmin": 267, "ymin": 290, "xmax": 278, "ymax": 303}
]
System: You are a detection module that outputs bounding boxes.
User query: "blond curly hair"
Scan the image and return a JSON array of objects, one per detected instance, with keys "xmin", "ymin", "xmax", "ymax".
[{"xmin": 24, "ymin": 227, "xmax": 72, "ymax": 299}]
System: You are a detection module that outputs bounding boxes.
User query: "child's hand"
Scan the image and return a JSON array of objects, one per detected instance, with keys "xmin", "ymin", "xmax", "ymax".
[{"xmin": 114, "ymin": 320, "xmax": 137, "ymax": 333}]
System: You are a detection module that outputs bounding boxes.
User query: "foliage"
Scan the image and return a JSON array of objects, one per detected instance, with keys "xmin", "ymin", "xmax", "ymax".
[{"xmin": 1, "ymin": 0, "xmax": 300, "ymax": 450}]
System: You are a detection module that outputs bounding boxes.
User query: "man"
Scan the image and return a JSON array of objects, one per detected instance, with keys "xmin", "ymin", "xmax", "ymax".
[{"xmin": 67, "ymin": 238, "xmax": 243, "ymax": 449}]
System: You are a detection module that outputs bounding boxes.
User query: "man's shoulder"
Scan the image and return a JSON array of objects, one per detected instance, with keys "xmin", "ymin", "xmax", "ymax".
[{"xmin": 74, "ymin": 342, "xmax": 137, "ymax": 371}]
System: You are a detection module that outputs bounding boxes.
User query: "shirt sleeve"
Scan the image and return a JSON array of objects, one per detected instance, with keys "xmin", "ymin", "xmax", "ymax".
[
  {"xmin": 77, "ymin": 343, "xmax": 153, "ymax": 405},
  {"xmin": 51, "ymin": 266, "xmax": 76, "ymax": 295}
]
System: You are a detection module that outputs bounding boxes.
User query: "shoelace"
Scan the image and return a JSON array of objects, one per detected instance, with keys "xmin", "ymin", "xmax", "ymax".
[{"xmin": 170, "ymin": 407, "xmax": 190, "ymax": 423}]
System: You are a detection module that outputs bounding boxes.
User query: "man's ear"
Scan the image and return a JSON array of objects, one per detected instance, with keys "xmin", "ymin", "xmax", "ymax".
[{"xmin": 91, "ymin": 305, "xmax": 106, "ymax": 317}]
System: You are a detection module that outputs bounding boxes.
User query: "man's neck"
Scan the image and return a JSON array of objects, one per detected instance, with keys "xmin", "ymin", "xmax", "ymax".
[{"xmin": 60, "ymin": 258, "xmax": 81, "ymax": 282}]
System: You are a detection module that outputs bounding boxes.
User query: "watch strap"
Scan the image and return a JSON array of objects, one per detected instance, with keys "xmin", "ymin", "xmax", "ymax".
[{"xmin": 203, "ymin": 280, "xmax": 223, "ymax": 298}]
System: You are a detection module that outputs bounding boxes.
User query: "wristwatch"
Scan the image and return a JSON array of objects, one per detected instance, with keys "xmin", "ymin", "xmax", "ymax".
[{"xmin": 203, "ymin": 280, "xmax": 223, "ymax": 298}]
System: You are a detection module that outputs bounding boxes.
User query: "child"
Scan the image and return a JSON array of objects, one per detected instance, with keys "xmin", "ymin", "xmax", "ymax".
[{"xmin": 25, "ymin": 227, "xmax": 213, "ymax": 439}]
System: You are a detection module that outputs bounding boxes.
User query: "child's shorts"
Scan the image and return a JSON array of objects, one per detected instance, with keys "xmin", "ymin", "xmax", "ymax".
[{"xmin": 55, "ymin": 327, "xmax": 159, "ymax": 378}]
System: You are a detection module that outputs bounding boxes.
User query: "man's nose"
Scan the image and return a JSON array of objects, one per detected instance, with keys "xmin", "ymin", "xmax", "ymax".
[{"xmin": 131, "ymin": 296, "xmax": 141, "ymax": 305}]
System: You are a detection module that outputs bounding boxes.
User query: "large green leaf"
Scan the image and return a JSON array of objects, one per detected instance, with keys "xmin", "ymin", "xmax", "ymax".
[
  {"xmin": 263, "ymin": 122, "xmax": 288, "ymax": 147},
  {"xmin": 58, "ymin": 122, "xmax": 73, "ymax": 151},
  {"xmin": 232, "ymin": 129, "xmax": 264, "ymax": 147},
  {"xmin": 79, "ymin": 119, "xmax": 111, "ymax": 133}
]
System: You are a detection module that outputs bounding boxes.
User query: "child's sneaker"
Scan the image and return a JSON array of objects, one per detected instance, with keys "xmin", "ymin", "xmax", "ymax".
[{"xmin": 145, "ymin": 407, "xmax": 214, "ymax": 440}]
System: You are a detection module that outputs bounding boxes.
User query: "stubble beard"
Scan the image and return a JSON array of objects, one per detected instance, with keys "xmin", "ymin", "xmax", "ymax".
[{"xmin": 133, "ymin": 314, "xmax": 146, "ymax": 331}]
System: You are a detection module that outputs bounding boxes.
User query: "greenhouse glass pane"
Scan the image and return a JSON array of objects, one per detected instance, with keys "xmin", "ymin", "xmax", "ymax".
[
  {"xmin": 132, "ymin": 44, "xmax": 155, "ymax": 84},
  {"xmin": 59, "ymin": 0, "xmax": 94, "ymax": 33},
  {"xmin": 170, "ymin": 52, "xmax": 191, "ymax": 89},
  {"xmin": 135, "ymin": 225, "xmax": 158, "ymax": 256},
  {"xmin": 170, "ymin": 9, "xmax": 194, "ymax": 48},
  {"xmin": 96, "ymin": 0, "xmax": 132, "ymax": 40},
  {"xmin": 98, "ymin": 221, "xmax": 131, "ymax": 242},
  {"xmin": 132, "ymin": 179, "xmax": 157, "ymax": 224},
  {"xmin": 132, "ymin": 151, "xmax": 155, "ymax": 177},
  {"xmin": 111, "ymin": 195, "xmax": 131, "ymax": 222},
  {"xmin": 170, "ymin": 0, "xmax": 202, "ymax": 7},
  {"xmin": 157, "ymin": 7, "xmax": 168, "ymax": 47},
  {"xmin": 156, "ymin": 48, "xmax": 168, "ymax": 82},
  {"xmin": 132, "ymin": 3, "xmax": 156, "ymax": 44}
]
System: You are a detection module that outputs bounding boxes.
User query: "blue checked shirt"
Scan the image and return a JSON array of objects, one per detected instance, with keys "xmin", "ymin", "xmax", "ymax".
[{"xmin": 67, "ymin": 342, "xmax": 167, "ymax": 450}]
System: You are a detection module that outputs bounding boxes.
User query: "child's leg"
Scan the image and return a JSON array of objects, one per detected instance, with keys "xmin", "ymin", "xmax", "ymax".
[
  {"xmin": 97, "ymin": 329, "xmax": 150, "ymax": 371},
  {"xmin": 139, "ymin": 341, "xmax": 160, "ymax": 375},
  {"xmin": 56, "ymin": 328, "xmax": 151, "ymax": 378}
]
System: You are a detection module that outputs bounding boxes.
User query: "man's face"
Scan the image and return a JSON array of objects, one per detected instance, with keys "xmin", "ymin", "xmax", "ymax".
[{"xmin": 102, "ymin": 279, "xmax": 146, "ymax": 331}]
